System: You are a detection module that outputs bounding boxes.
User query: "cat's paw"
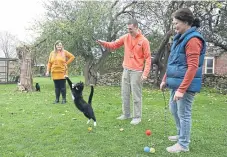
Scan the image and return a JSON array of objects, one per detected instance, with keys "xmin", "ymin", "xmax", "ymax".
[
  {"xmin": 71, "ymin": 94, "xmax": 75, "ymax": 100},
  {"xmin": 64, "ymin": 75, "xmax": 68, "ymax": 78}
]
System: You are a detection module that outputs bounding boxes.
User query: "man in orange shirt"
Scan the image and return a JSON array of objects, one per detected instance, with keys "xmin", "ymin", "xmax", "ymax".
[
  {"xmin": 46, "ymin": 40, "xmax": 75, "ymax": 104},
  {"xmin": 97, "ymin": 19, "xmax": 151, "ymax": 125}
]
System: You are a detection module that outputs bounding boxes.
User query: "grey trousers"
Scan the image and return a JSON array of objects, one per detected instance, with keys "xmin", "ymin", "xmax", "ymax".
[{"xmin": 121, "ymin": 68, "xmax": 143, "ymax": 118}]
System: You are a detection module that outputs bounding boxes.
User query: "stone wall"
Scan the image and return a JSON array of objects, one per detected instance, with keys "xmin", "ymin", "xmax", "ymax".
[
  {"xmin": 96, "ymin": 72, "xmax": 155, "ymax": 87},
  {"xmin": 203, "ymin": 74, "xmax": 227, "ymax": 94},
  {"xmin": 97, "ymin": 72, "xmax": 227, "ymax": 94},
  {"xmin": 96, "ymin": 72, "xmax": 122, "ymax": 86}
]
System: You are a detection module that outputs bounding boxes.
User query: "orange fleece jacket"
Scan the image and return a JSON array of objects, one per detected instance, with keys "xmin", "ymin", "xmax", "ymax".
[
  {"xmin": 162, "ymin": 37, "xmax": 202, "ymax": 93},
  {"xmin": 47, "ymin": 50, "xmax": 75, "ymax": 80},
  {"xmin": 101, "ymin": 30, "xmax": 151, "ymax": 77}
]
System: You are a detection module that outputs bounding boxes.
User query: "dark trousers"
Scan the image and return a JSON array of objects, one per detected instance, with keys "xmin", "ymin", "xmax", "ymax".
[{"xmin": 53, "ymin": 79, "xmax": 66, "ymax": 102}]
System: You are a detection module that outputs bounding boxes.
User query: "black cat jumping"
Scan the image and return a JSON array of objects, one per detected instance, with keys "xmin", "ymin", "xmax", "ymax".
[{"xmin": 65, "ymin": 76, "xmax": 96, "ymax": 126}]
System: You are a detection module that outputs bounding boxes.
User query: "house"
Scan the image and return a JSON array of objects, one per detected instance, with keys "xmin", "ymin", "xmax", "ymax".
[
  {"xmin": 0, "ymin": 57, "xmax": 18, "ymax": 83},
  {"xmin": 0, "ymin": 48, "xmax": 19, "ymax": 83},
  {"xmin": 33, "ymin": 63, "xmax": 45, "ymax": 76},
  {"xmin": 203, "ymin": 44, "xmax": 227, "ymax": 75}
]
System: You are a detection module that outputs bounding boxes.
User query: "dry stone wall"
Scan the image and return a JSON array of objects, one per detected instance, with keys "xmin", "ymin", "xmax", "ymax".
[
  {"xmin": 97, "ymin": 73, "xmax": 227, "ymax": 94},
  {"xmin": 96, "ymin": 72, "xmax": 155, "ymax": 86},
  {"xmin": 203, "ymin": 74, "xmax": 227, "ymax": 94}
]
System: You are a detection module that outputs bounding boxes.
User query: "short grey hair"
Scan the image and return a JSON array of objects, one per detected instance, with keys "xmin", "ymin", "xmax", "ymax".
[{"xmin": 127, "ymin": 19, "xmax": 138, "ymax": 27}]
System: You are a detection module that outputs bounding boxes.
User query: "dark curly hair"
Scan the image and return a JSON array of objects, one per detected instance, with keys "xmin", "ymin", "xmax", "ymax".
[{"xmin": 172, "ymin": 8, "xmax": 200, "ymax": 28}]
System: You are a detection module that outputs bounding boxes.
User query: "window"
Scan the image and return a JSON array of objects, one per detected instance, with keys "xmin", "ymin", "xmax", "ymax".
[
  {"xmin": 0, "ymin": 61, "xmax": 7, "ymax": 82},
  {"xmin": 204, "ymin": 57, "xmax": 215, "ymax": 74}
]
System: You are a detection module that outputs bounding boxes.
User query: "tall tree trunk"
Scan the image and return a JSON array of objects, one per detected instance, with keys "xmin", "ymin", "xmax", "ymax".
[
  {"xmin": 152, "ymin": 30, "xmax": 173, "ymax": 86},
  {"xmin": 159, "ymin": 44, "xmax": 171, "ymax": 83},
  {"xmin": 84, "ymin": 59, "xmax": 97, "ymax": 85},
  {"xmin": 16, "ymin": 46, "xmax": 33, "ymax": 91},
  {"xmin": 84, "ymin": 50, "xmax": 110, "ymax": 85},
  {"xmin": 84, "ymin": 60, "xmax": 90, "ymax": 85}
]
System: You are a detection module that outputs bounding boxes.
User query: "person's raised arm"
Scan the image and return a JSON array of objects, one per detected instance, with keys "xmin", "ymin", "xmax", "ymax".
[{"xmin": 96, "ymin": 35, "xmax": 126, "ymax": 50}]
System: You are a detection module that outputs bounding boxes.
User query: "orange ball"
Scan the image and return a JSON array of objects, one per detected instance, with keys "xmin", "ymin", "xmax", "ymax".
[{"xmin": 145, "ymin": 130, "xmax": 152, "ymax": 136}]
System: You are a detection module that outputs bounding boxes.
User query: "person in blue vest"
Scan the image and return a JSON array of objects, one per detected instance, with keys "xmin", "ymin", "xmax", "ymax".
[{"xmin": 160, "ymin": 8, "xmax": 206, "ymax": 153}]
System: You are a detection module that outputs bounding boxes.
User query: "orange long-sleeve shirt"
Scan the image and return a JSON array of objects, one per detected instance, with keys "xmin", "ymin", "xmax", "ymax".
[
  {"xmin": 101, "ymin": 30, "xmax": 151, "ymax": 77},
  {"xmin": 47, "ymin": 50, "xmax": 75, "ymax": 80},
  {"xmin": 162, "ymin": 37, "xmax": 202, "ymax": 93}
]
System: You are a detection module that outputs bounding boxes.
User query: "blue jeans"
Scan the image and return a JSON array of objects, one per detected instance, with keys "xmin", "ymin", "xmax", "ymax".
[{"xmin": 169, "ymin": 89, "xmax": 195, "ymax": 149}]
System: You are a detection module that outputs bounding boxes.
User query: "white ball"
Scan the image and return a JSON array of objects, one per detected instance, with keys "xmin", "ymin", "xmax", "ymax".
[{"xmin": 150, "ymin": 147, "xmax": 155, "ymax": 153}]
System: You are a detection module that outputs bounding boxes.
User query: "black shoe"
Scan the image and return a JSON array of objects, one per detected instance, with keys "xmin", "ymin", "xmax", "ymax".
[
  {"xmin": 61, "ymin": 88, "xmax": 67, "ymax": 104},
  {"xmin": 54, "ymin": 88, "xmax": 60, "ymax": 104},
  {"xmin": 53, "ymin": 100, "xmax": 59, "ymax": 104}
]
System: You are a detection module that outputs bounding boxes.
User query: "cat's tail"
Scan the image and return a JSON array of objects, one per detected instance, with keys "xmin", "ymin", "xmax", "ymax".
[{"xmin": 88, "ymin": 85, "xmax": 94, "ymax": 105}]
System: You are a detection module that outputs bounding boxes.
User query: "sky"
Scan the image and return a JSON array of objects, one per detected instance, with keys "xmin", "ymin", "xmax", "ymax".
[{"xmin": 0, "ymin": 0, "xmax": 45, "ymax": 43}]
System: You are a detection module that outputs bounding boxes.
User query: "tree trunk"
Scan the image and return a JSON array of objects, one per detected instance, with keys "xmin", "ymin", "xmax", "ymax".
[
  {"xmin": 84, "ymin": 62, "xmax": 89, "ymax": 85},
  {"xmin": 84, "ymin": 57, "xmax": 98, "ymax": 85},
  {"xmin": 159, "ymin": 44, "xmax": 171, "ymax": 83},
  {"xmin": 16, "ymin": 46, "xmax": 33, "ymax": 92},
  {"xmin": 152, "ymin": 30, "xmax": 173, "ymax": 86},
  {"xmin": 83, "ymin": 50, "xmax": 111, "ymax": 85}
]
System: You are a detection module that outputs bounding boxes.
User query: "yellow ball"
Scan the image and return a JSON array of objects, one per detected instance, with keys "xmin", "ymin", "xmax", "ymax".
[
  {"xmin": 150, "ymin": 147, "xmax": 155, "ymax": 153},
  {"xmin": 88, "ymin": 127, "xmax": 92, "ymax": 131},
  {"xmin": 119, "ymin": 128, "xmax": 124, "ymax": 131}
]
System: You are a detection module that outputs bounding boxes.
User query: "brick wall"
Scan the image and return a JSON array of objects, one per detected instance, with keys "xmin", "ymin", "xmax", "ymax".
[{"xmin": 215, "ymin": 53, "xmax": 227, "ymax": 75}]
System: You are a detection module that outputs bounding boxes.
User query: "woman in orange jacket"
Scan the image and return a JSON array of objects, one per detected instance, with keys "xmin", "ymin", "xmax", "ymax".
[{"xmin": 46, "ymin": 40, "xmax": 75, "ymax": 104}]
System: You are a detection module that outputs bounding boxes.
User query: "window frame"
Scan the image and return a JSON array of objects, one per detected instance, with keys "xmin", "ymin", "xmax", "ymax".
[{"xmin": 204, "ymin": 56, "xmax": 215, "ymax": 74}]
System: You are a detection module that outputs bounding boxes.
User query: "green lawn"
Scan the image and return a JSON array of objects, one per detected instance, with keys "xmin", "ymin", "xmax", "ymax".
[{"xmin": 0, "ymin": 76, "xmax": 226, "ymax": 157}]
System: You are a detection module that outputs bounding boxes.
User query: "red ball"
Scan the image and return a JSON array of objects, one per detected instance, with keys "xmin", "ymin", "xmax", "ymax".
[{"xmin": 146, "ymin": 130, "xmax": 152, "ymax": 136}]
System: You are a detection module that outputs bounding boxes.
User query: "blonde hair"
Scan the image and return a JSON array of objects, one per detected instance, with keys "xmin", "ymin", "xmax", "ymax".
[
  {"xmin": 53, "ymin": 40, "xmax": 65, "ymax": 58},
  {"xmin": 54, "ymin": 40, "xmax": 64, "ymax": 52}
]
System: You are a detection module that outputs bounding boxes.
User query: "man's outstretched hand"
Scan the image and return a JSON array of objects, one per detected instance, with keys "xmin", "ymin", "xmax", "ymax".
[{"xmin": 96, "ymin": 40, "xmax": 104, "ymax": 45}]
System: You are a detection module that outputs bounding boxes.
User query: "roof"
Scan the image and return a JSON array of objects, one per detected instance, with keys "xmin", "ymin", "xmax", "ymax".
[
  {"xmin": 34, "ymin": 63, "xmax": 45, "ymax": 67},
  {"xmin": 0, "ymin": 58, "xmax": 18, "ymax": 61}
]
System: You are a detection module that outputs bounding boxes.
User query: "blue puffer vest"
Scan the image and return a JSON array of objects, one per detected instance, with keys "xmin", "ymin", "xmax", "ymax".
[{"xmin": 166, "ymin": 27, "xmax": 206, "ymax": 92}]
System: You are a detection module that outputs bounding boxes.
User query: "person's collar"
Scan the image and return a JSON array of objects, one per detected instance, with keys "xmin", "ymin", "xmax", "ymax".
[{"xmin": 133, "ymin": 29, "xmax": 142, "ymax": 38}]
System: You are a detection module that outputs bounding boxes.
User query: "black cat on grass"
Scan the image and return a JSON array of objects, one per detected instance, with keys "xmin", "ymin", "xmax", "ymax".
[
  {"xmin": 65, "ymin": 76, "xmax": 96, "ymax": 126},
  {"xmin": 35, "ymin": 83, "xmax": 40, "ymax": 92}
]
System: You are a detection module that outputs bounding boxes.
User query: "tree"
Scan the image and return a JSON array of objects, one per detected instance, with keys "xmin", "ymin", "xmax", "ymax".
[
  {"xmin": 135, "ymin": 1, "xmax": 182, "ymax": 85},
  {"xmin": 195, "ymin": 1, "xmax": 227, "ymax": 50},
  {"xmin": 32, "ymin": 0, "xmax": 138, "ymax": 85},
  {"xmin": 0, "ymin": 31, "xmax": 18, "ymax": 58},
  {"xmin": 136, "ymin": 1, "xmax": 227, "ymax": 85},
  {"xmin": 31, "ymin": 0, "xmax": 227, "ymax": 86},
  {"xmin": 16, "ymin": 45, "xmax": 33, "ymax": 91}
]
